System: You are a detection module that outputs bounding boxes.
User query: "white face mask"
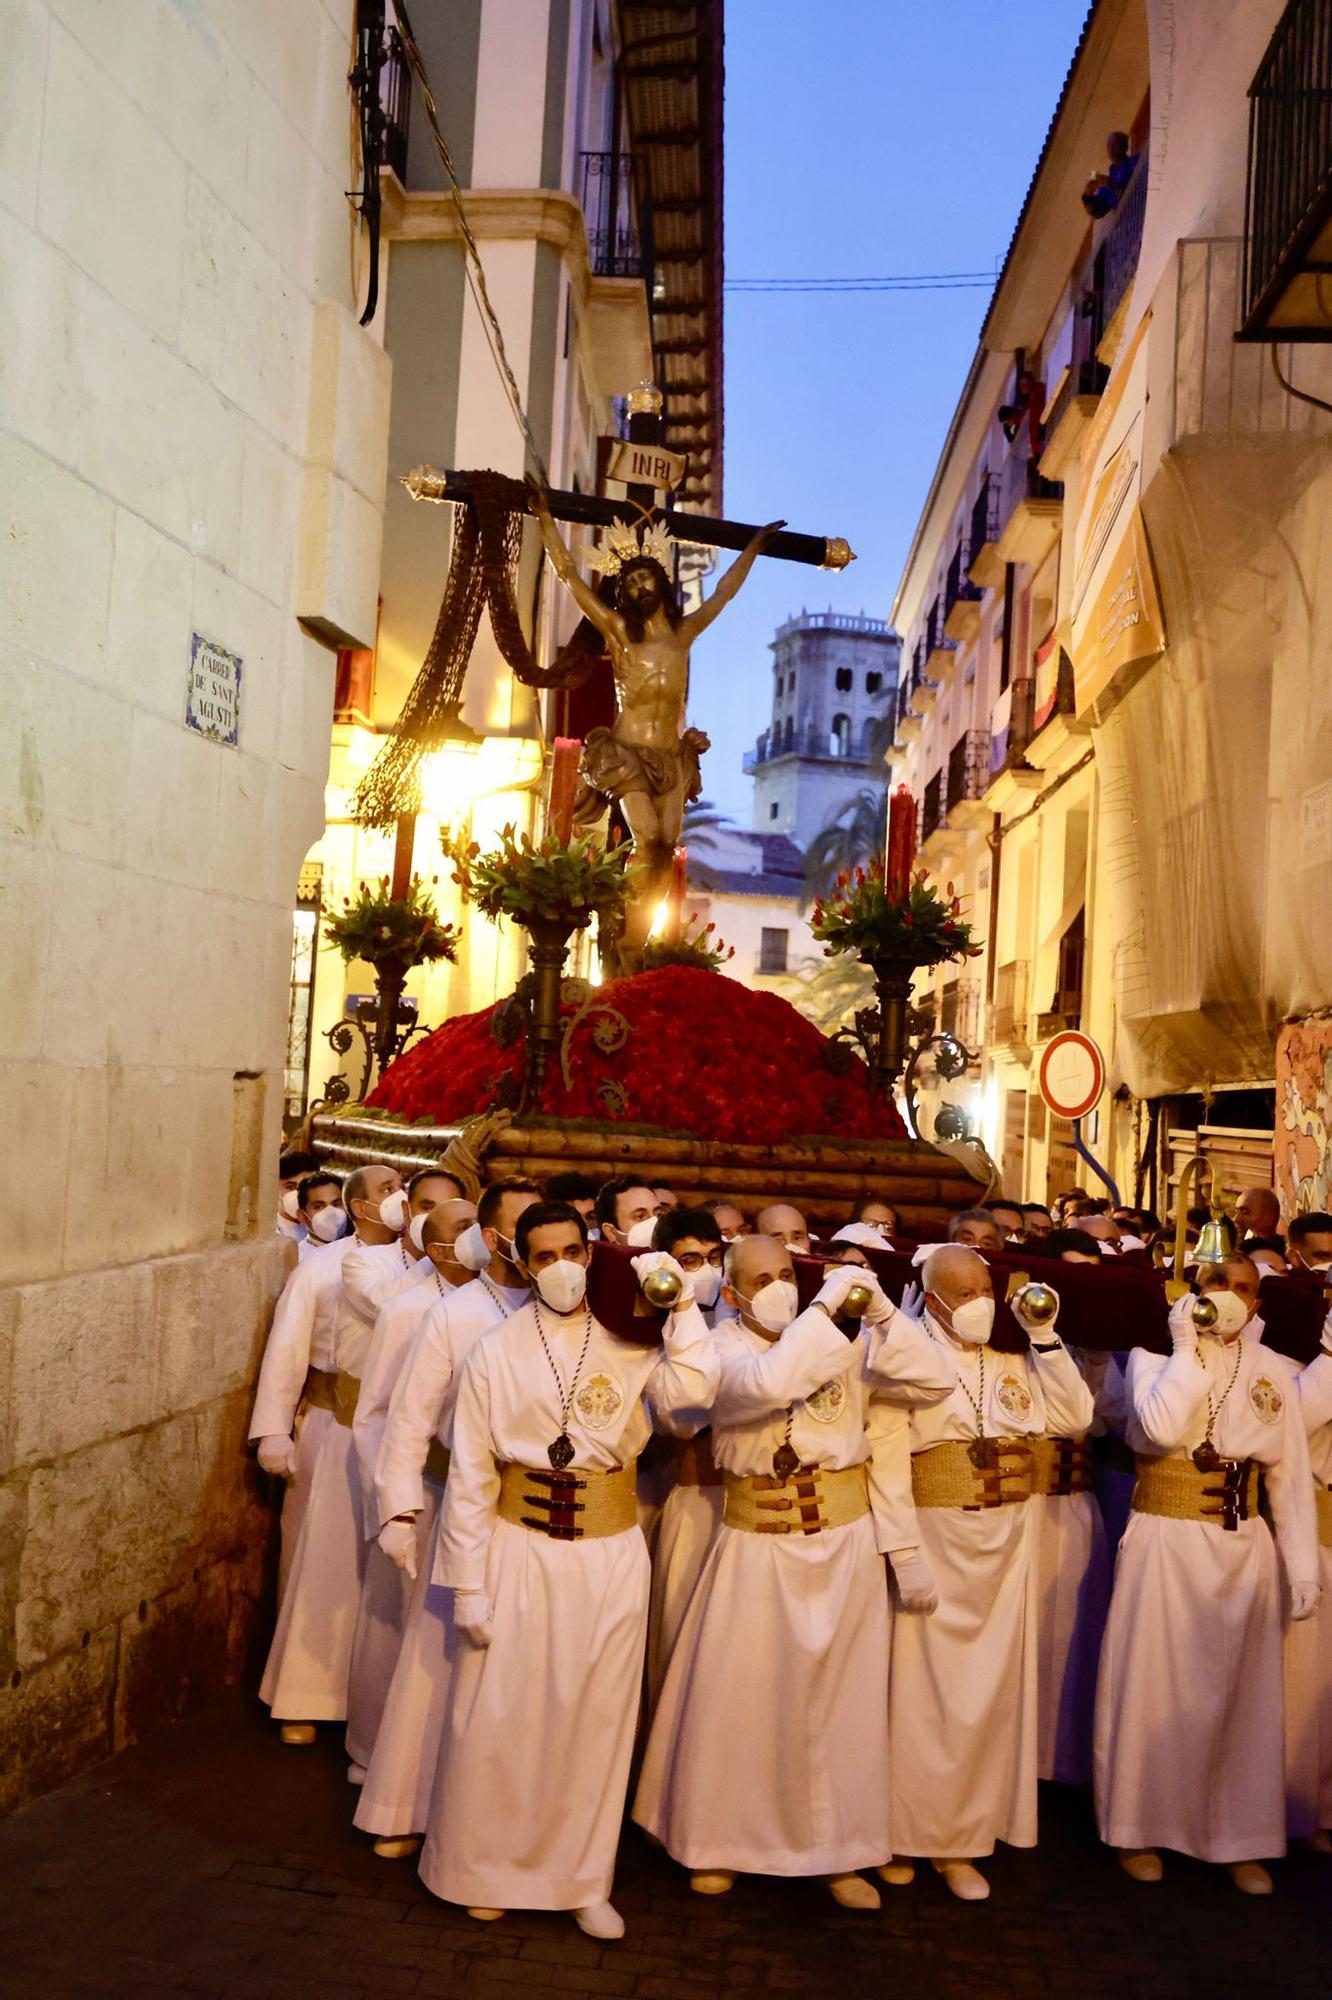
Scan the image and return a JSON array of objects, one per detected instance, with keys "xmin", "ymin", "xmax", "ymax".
[
  {"xmin": 1298, "ymin": 1254, "xmax": 1332, "ymax": 1274},
  {"xmin": 738, "ymin": 1277, "xmax": 798, "ymax": 1334},
  {"xmin": 375, "ymin": 1188, "xmax": 408, "ymax": 1233},
  {"xmin": 532, "ymin": 1258, "xmax": 588, "ymax": 1314},
  {"xmin": 690, "ymin": 1265, "xmax": 723, "ymax": 1310},
  {"xmin": 308, "ymin": 1205, "xmax": 345, "ymax": 1243},
  {"xmin": 453, "ymin": 1222, "xmax": 491, "ymax": 1271},
  {"xmin": 279, "ymin": 1188, "xmax": 302, "ymax": 1220},
  {"xmin": 936, "ymin": 1295, "xmax": 995, "ymax": 1346},
  {"xmin": 407, "ymin": 1212, "xmax": 429, "ymax": 1253},
  {"xmin": 626, "ymin": 1218, "xmax": 658, "ymax": 1248},
  {"xmin": 1203, "ymin": 1289, "xmax": 1251, "ymax": 1338}
]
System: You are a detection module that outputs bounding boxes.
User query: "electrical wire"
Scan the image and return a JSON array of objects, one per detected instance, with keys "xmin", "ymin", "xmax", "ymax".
[
  {"xmin": 391, "ymin": 1, "xmax": 552, "ymax": 487},
  {"xmin": 727, "ymin": 272, "xmax": 996, "ymax": 293}
]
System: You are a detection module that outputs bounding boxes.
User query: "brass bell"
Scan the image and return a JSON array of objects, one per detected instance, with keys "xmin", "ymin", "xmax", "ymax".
[
  {"xmin": 1011, "ymin": 1280, "xmax": 1059, "ymax": 1326},
  {"xmin": 1193, "ymin": 1212, "xmax": 1238, "ymax": 1268},
  {"xmin": 641, "ymin": 1265, "xmax": 683, "ymax": 1310},
  {"xmin": 1192, "ymin": 1294, "xmax": 1220, "ymax": 1331},
  {"xmin": 839, "ymin": 1282, "xmax": 874, "ymax": 1320}
]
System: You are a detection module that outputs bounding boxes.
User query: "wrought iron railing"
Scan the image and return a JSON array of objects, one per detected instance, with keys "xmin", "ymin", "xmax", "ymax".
[
  {"xmin": 1241, "ymin": 0, "xmax": 1332, "ymax": 336},
  {"xmin": 745, "ymin": 725, "xmax": 871, "ymax": 769},
  {"xmin": 944, "ymin": 539, "xmax": 981, "ymax": 618},
  {"xmin": 1044, "ymin": 294, "xmax": 1111, "ymax": 437},
  {"xmin": 581, "ymin": 151, "xmax": 655, "ymax": 288},
  {"xmin": 946, "ymin": 728, "xmax": 989, "ymax": 811},
  {"xmin": 380, "ymin": 26, "xmax": 411, "ymax": 181},
  {"xmin": 991, "ymin": 960, "xmax": 1030, "ymax": 1046},
  {"xmin": 1094, "ymin": 150, "xmax": 1149, "ymax": 333},
  {"xmin": 967, "ymin": 474, "xmax": 1000, "ymax": 579},
  {"xmin": 995, "ymin": 453, "xmax": 1064, "ymax": 542},
  {"xmin": 925, "ymin": 596, "xmax": 944, "ymax": 657}
]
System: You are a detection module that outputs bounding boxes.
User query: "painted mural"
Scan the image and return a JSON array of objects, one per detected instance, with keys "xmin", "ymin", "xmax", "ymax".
[{"xmin": 1276, "ymin": 1017, "xmax": 1332, "ymax": 1218}]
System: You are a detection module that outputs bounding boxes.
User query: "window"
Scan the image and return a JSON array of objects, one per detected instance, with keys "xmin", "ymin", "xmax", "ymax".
[
  {"xmin": 831, "ymin": 712, "xmax": 851, "ymax": 756},
  {"xmin": 835, "ymin": 666, "xmax": 853, "ymax": 692},
  {"xmin": 783, "ymin": 715, "xmax": 794, "ymax": 751},
  {"xmin": 759, "ymin": 927, "xmax": 789, "ymax": 974},
  {"xmin": 865, "ymin": 670, "xmax": 882, "ymax": 694},
  {"xmin": 768, "ymin": 801, "xmax": 779, "ymax": 820}
]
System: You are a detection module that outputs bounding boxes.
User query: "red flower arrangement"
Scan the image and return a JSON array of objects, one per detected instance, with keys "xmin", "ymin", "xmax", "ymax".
[{"xmin": 367, "ymin": 965, "xmax": 905, "ymax": 1147}]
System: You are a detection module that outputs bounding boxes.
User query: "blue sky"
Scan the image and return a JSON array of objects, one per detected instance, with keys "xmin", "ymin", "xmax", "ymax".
[{"xmin": 690, "ymin": 0, "xmax": 1090, "ymax": 823}]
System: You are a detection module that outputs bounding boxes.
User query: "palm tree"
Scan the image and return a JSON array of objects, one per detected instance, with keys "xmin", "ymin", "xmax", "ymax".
[
  {"xmin": 802, "ymin": 786, "xmax": 887, "ymax": 905},
  {"xmin": 680, "ymin": 797, "xmax": 733, "ymax": 890},
  {"xmin": 775, "ymin": 952, "xmax": 876, "ymax": 1037}
]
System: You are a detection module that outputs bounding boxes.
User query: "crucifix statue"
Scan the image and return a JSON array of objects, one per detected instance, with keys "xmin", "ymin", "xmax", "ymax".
[{"xmin": 529, "ymin": 481, "xmax": 783, "ymax": 958}]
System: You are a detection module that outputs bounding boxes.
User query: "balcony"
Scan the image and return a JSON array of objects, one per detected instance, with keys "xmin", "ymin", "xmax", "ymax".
[
  {"xmin": 943, "ymin": 539, "xmax": 983, "ymax": 645},
  {"xmin": 924, "ymin": 594, "xmax": 958, "ymax": 684},
  {"xmin": 945, "ymin": 727, "xmax": 991, "ymax": 832},
  {"xmin": 744, "ymin": 724, "xmax": 880, "ymax": 771},
  {"xmin": 1240, "ymin": 0, "xmax": 1332, "ymax": 339},
  {"xmin": 581, "ymin": 151, "xmax": 654, "ymax": 285},
  {"xmin": 940, "ymin": 976, "xmax": 983, "ymax": 1049},
  {"xmin": 379, "ymin": 28, "xmax": 411, "ymax": 181},
  {"xmin": 919, "ymin": 771, "xmax": 947, "ymax": 861},
  {"xmin": 967, "ymin": 473, "xmax": 1004, "ymax": 590},
  {"xmin": 989, "ymin": 960, "xmax": 1030, "ymax": 1053},
  {"xmin": 982, "ymin": 679, "xmax": 1044, "ymax": 811},
  {"xmin": 1093, "ymin": 150, "xmax": 1148, "ymax": 364},
  {"xmin": 1040, "ymin": 298, "xmax": 1110, "ymax": 479},
  {"xmin": 1169, "ymin": 236, "xmax": 1332, "ymax": 446},
  {"xmin": 994, "ymin": 453, "xmax": 1064, "ymax": 570}
]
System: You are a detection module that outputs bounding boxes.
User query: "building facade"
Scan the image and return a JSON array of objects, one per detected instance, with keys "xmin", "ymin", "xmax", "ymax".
[
  {"xmin": 745, "ymin": 610, "xmax": 900, "ymax": 847},
  {"xmin": 290, "ymin": 0, "xmax": 725, "ymax": 1128},
  {"xmin": 890, "ymin": 0, "xmax": 1332, "ymax": 1216}
]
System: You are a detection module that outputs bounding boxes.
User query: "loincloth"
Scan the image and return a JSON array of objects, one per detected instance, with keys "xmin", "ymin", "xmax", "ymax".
[{"xmin": 575, "ymin": 724, "xmax": 710, "ymax": 817}]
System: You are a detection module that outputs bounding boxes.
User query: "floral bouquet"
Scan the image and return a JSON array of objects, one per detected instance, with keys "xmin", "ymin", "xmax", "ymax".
[
  {"xmin": 449, "ymin": 825, "xmax": 642, "ymax": 930},
  {"xmin": 322, "ymin": 876, "xmax": 460, "ymax": 971},
  {"xmin": 811, "ymin": 861, "xmax": 980, "ymax": 969},
  {"xmin": 642, "ymin": 914, "xmax": 735, "ymax": 973}
]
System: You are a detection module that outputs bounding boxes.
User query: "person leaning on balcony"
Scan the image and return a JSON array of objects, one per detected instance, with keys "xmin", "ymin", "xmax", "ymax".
[
  {"xmin": 882, "ymin": 1246, "xmax": 1095, "ymax": 1901},
  {"xmin": 1081, "ymin": 130, "xmax": 1139, "ymax": 217},
  {"xmin": 1093, "ymin": 1256, "xmax": 1320, "ymax": 1894}
]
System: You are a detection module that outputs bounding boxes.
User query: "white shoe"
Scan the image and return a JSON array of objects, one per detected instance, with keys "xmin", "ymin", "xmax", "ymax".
[
  {"xmin": 1300, "ymin": 1830, "xmax": 1332, "ymax": 1856},
  {"xmin": 932, "ymin": 1859, "xmax": 990, "ymax": 1902},
  {"xmin": 574, "ymin": 1901, "xmax": 625, "ymax": 1940},
  {"xmin": 467, "ymin": 1907, "xmax": 505, "ymax": 1922},
  {"xmin": 827, "ymin": 1872, "xmax": 880, "ymax": 1910},
  {"xmin": 876, "ymin": 1859, "xmax": 916, "ymax": 1887},
  {"xmin": 278, "ymin": 1723, "xmax": 316, "ymax": 1746},
  {"xmin": 1118, "ymin": 1848, "xmax": 1163, "ymax": 1884},
  {"xmin": 347, "ymin": 1762, "xmax": 368, "ymax": 1785},
  {"xmin": 373, "ymin": 1836, "xmax": 421, "ymax": 1860},
  {"xmin": 1228, "ymin": 1862, "xmax": 1273, "ymax": 1896}
]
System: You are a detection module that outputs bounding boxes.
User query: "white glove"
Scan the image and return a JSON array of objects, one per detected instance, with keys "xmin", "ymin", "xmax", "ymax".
[
  {"xmin": 1012, "ymin": 1289, "xmax": 1060, "ymax": 1339},
  {"xmin": 1289, "ymin": 1579, "xmax": 1321, "ymax": 1623},
  {"xmin": 889, "ymin": 1548, "xmax": 938, "ymax": 1614},
  {"xmin": 631, "ymin": 1249, "xmax": 694, "ymax": 1308},
  {"xmin": 815, "ymin": 1265, "xmax": 877, "ymax": 1317},
  {"xmin": 377, "ymin": 1517, "xmax": 418, "ymax": 1579},
  {"xmin": 257, "ymin": 1434, "xmax": 298, "ymax": 1481},
  {"xmin": 451, "ymin": 1589, "xmax": 494, "ymax": 1648},
  {"xmin": 1168, "ymin": 1293, "xmax": 1199, "ymax": 1354}
]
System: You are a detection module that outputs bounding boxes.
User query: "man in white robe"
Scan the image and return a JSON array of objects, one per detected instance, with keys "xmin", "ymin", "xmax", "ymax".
[
  {"xmin": 292, "ymin": 1171, "xmax": 345, "ymax": 1264},
  {"xmin": 885, "ymin": 1245, "xmax": 1095, "ymax": 1900},
  {"xmin": 249, "ymin": 1212, "xmax": 355, "ymax": 1627},
  {"xmin": 1286, "ymin": 1302, "xmax": 1332, "ymax": 1850},
  {"xmin": 634, "ymin": 1239, "xmax": 955, "ymax": 1906},
  {"xmin": 353, "ymin": 1180, "xmax": 540, "ymax": 1855},
  {"xmin": 344, "ymin": 1197, "xmax": 478, "ymax": 1776},
  {"xmin": 419, "ymin": 1201, "xmax": 719, "ymax": 1939},
  {"xmin": 257, "ymin": 1164, "xmax": 410, "ymax": 1746},
  {"xmin": 1094, "ymin": 1255, "xmax": 1320, "ymax": 1892}
]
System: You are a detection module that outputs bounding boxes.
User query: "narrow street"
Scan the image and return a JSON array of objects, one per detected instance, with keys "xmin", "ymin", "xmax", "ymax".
[{"xmin": 4, "ymin": 1692, "xmax": 1327, "ymax": 2000}]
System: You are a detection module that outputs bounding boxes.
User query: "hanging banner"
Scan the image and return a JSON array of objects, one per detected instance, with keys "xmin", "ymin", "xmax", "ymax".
[
  {"xmin": 1068, "ymin": 312, "xmax": 1165, "ymax": 713},
  {"xmin": 1276, "ymin": 1017, "xmax": 1332, "ymax": 1217}
]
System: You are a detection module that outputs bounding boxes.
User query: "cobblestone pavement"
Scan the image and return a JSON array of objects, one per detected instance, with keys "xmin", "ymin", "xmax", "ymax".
[{"xmin": 2, "ymin": 1691, "xmax": 1329, "ymax": 1999}]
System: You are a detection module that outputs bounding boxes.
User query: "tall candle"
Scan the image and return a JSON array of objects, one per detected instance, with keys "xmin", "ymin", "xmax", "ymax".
[
  {"xmin": 886, "ymin": 784, "xmax": 916, "ymax": 899},
  {"xmin": 548, "ymin": 736, "xmax": 581, "ymax": 843}
]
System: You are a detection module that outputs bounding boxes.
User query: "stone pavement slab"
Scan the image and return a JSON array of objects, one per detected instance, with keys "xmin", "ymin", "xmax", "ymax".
[{"xmin": 1, "ymin": 1692, "xmax": 1329, "ymax": 1998}]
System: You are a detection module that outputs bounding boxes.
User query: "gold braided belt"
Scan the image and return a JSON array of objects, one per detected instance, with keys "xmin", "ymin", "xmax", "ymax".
[
  {"xmin": 300, "ymin": 1367, "xmax": 339, "ymax": 1416},
  {"xmin": 911, "ymin": 1438, "xmax": 1033, "ymax": 1510},
  {"xmin": 1132, "ymin": 1453, "xmax": 1259, "ymax": 1533},
  {"xmin": 424, "ymin": 1439, "xmax": 451, "ymax": 1486},
  {"xmin": 1315, "ymin": 1484, "xmax": 1332, "ymax": 1551},
  {"xmin": 497, "ymin": 1462, "xmax": 639, "ymax": 1541},
  {"xmin": 1028, "ymin": 1435, "xmax": 1094, "ymax": 1498},
  {"xmin": 673, "ymin": 1432, "xmax": 724, "ymax": 1488},
  {"xmin": 333, "ymin": 1370, "xmax": 362, "ymax": 1428},
  {"xmin": 722, "ymin": 1462, "xmax": 869, "ymax": 1536}
]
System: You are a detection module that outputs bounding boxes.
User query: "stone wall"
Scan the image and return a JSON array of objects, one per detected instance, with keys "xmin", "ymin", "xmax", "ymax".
[
  {"xmin": 0, "ymin": 1237, "xmax": 290, "ymax": 1812},
  {"xmin": 0, "ymin": 0, "xmax": 389, "ymax": 1807}
]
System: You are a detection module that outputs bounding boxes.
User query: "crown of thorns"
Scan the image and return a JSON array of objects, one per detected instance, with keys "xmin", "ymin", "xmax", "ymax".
[{"xmin": 584, "ymin": 519, "xmax": 675, "ymax": 579}]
